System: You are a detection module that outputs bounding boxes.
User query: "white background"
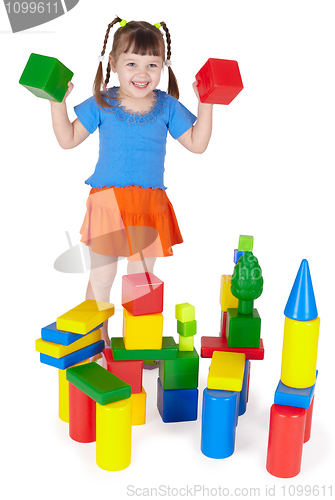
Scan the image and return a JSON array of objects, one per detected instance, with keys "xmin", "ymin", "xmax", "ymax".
[{"xmin": 1, "ymin": 0, "xmax": 334, "ymax": 498}]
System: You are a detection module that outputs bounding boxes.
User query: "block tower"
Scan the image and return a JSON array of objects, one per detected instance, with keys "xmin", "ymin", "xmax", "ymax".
[
  {"xmin": 266, "ymin": 259, "xmax": 320, "ymax": 478},
  {"xmin": 200, "ymin": 236, "xmax": 265, "ymax": 458}
]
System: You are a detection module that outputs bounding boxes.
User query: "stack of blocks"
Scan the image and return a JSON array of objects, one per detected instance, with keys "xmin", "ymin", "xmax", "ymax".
[
  {"xmin": 158, "ymin": 303, "xmax": 199, "ymax": 423},
  {"xmin": 266, "ymin": 260, "xmax": 320, "ymax": 478},
  {"xmin": 200, "ymin": 236, "xmax": 265, "ymax": 458}
]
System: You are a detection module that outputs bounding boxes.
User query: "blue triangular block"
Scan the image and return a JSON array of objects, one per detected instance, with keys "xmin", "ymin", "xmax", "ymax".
[{"xmin": 284, "ymin": 260, "xmax": 318, "ymax": 321}]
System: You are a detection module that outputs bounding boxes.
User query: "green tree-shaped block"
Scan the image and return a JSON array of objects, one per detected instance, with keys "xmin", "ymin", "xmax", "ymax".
[{"xmin": 231, "ymin": 251, "xmax": 263, "ymax": 314}]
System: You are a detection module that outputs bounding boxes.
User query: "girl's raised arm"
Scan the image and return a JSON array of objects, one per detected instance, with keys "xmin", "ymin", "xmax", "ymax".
[{"xmin": 50, "ymin": 82, "xmax": 90, "ymax": 149}]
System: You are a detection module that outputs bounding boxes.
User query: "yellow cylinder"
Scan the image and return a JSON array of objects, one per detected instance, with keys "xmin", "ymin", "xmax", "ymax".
[
  {"xmin": 281, "ymin": 316, "xmax": 320, "ymax": 388},
  {"xmin": 96, "ymin": 398, "xmax": 132, "ymax": 471}
]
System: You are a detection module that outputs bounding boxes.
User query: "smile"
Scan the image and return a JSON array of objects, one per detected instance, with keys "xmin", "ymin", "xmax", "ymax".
[{"xmin": 132, "ymin": 82, "xmax": 149, "ymax": 88}]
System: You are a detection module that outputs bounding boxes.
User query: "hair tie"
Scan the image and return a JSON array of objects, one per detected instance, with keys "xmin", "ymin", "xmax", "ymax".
[
  {"xmin": 120, "ymin": 19, "xmax": 127, "ymax": 27},
  {"xmin": 98, "ymin": 55, "xmax": 105, "ymax": 62},
  {"xmin": 154, "ymin": 22, "xmax": 161, "ymax": 29},
  {"xmin": 165, "ymin": 59, "xmax": 172, "ymax": 67}
]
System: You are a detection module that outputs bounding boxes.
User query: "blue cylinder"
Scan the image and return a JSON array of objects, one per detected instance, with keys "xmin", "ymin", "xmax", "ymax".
[
  {"xmin": 238, "ymin": 360, "xmax": 250, "ymax": 416},
  {"xmin": 201, "ymin": 388, "xmax": 238, "ymax": 459}
]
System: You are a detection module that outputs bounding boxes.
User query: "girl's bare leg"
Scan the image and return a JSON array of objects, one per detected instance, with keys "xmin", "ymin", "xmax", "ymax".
[
  {"xmin": 127, "ymin": 257, "xmax": 156, "ymax": 275},
  {"xmin": 86, "ymin": 249, "xmax": 118, "ymax": 347}
]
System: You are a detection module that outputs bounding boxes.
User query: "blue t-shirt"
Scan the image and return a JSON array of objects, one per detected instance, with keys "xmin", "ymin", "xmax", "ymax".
[{"xmin": 74, "ymin": 87, "xmax": 197, "ymax": 190}]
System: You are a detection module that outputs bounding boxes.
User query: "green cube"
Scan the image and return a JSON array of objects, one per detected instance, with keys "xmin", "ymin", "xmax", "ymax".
[
  {"xmin": 238, "ymin": 235, "xmax": 254, "ymax": 252},
  {"xmin": 111, "ymin": 336, "xmax": 178, "ymax": 361},
  {"xmin": 226, "ymin": 308, "xmax": 261, "ymax": 348},
  {"xmin": 175, "ymin": 303, "xmax": 195, "ymax": 323},
  {"xmin": 66, "ymin": 362, "xmax": 131, "ymax": 406},
  {"xmin": 19, "ymin": 53, "xmax": 73, "ymax": 103},
  {"xmin": 159, "ymin": 348, "xmax": 199, "ymax": 390},
  {"xmin": 177, "ymin": 319, "xmax": 197, "ymax": 337}
]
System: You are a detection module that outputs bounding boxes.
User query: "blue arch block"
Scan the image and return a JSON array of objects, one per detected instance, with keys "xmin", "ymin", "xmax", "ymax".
[{"xmin": 284, "ymin": 259, "xmax": 318, "ymax": 321}]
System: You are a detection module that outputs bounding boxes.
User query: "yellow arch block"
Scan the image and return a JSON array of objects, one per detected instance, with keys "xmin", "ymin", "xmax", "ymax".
[
  {"xmin": 220, "ymin": 275, "xmax": 238, "ymax": 312},
  {"xmin": 281, "ymin": 316, "xmax": 320, "ymax": 388},
  {"xmin": 130, "ymin": 387, "xmax": 146, "ymax": 426},
  {"xmin": 207, "ymin": 351, "xmax": 245, "ymax": 391},
  {"xmin": 35, "ymin": 328, "xmax": 101, "ymax": 358},
  {"xmin": 96, "ymin": 398, "xmax": 132, "ymax": 471}
]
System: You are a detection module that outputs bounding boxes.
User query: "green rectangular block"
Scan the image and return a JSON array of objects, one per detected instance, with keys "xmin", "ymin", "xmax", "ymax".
[
  {"xmin": 159, "ymin": 347, "xmax": 199, "ymax": 390},
  {"xmin": 238, "ymin": 235, "xmax": 254, "ymax": 252},
  {"xmin": 66, "ymin": 362, "xmax": 131, "ymax": 405},
  {"xmin": 177, "ymin": 319, "xmax": 197, "ymax": 337},
  {"xmin": 111, "ymin": 336, "xmax": 178, "ymax": 361},
  {"xmin": 227, "ymin": 308, "xmax": 261, "ymax": 348},
  {"xmin": 19, "ymin": 53, "xmax": 73, "ymax": 103}
]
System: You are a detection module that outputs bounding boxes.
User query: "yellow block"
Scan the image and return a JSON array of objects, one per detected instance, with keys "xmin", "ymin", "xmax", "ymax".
[
  {"xmin": 207, "ymin": 351, "xmax": 246, "ymax": 391},
  {"xmin": 179, "ymin": 335, "xmax": 194, "ymax": 351},
  {"xmin": 281, "ymin": 316, "xmax": 320, "ymax": 388},
  {"xmin": 220, "ymin": 275, "xmax": 238, "ymax": 312},
  {"xmin": 56, "ymin": 300, "xmax": 115, "ymax": 334},
  {"xmin": 58, "ymin": 358, "xmax": 90, "ymax": 423},
  {"xmin": 96, "ymin": 398, "xmax": 132, "ymax": 471},
  {"xmin": 35, "ymin": 328, "xmax": 101, "ymax": 358},
  {"xmin": 123, "ymin": 309, "xmax": 163, "ymax": 350},
  {"xmin": 131, "ymin": 387, "xmax": 146, "ymax": 426}
]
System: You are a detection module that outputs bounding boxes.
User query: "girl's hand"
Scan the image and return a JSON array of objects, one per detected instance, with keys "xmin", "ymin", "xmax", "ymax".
[
  {"xmin": 192, "ymin": 81, "xmax": 200, "ymax": 100},
  {"xmin": 63, "ymin": 81, "xmax": 74, "ymax": 102}
]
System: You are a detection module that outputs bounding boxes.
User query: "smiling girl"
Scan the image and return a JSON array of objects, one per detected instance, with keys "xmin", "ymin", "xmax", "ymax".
[{"xmin": 50, "ymin": 18, "xmax": 213, "ymax": 347}]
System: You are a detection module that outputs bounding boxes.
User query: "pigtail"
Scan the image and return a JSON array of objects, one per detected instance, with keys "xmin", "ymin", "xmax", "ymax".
[
  {"xmin": 93, "ymin": 16, "xmax": 122, "ymax": 109},
  {"xmin": 159, "ymin": 22, "xmax": 179, "ymax": 100}
]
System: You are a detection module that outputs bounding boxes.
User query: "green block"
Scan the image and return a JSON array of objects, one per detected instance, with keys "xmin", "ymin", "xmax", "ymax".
[
  {"xmin": 177, "ymin": 319, "xmax": 197, "ymax": 337},
  {"xmin": 175, "ymin": 303, "xmax": 195, "ymax": 323},
  {"xmin": 238, "ymin": 235, "xmax": 254, "ymax": 252},
  {"xmin": 226, "ymin": 308, "xmax": 261, "ymax": 348},
  {"xmin": 19, "ymin": 53, "xmax": 73, "ymax": 103},
  {"xmin": 111, "ymin": 336, "xmax": 178, "ymax": 361},
  {"xmin": 159, "ymin": 348, "xmax": 199, "ymax": 390},
  {"xmin": 179, "ymin": 335, "xmax": 194, "ymax": 351},
  {"xmin": 66, "ymin": 362, "xmax": 131, "ymax": 406}
]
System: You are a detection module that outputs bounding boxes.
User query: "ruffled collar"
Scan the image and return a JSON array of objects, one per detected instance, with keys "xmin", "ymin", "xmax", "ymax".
[{"xmin": 102, "ymin": 87, "xmax": 167, "ymax": 125}]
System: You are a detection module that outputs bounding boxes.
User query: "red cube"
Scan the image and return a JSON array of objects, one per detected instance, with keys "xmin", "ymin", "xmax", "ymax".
[
  {"xmin": 122, "ymin": 272, "xmax": 164, "ymax": 316},
  {"xmin": 102, "ymin": 348, "xmax": 143, "ymax": 394},
  {"xmin": 195, "ymin": 58, "xmax": 243, "ymax": 105}
]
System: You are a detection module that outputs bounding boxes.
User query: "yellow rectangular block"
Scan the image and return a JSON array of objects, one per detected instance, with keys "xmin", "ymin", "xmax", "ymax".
[
  {"xmin": 207, "ymin": 351, "xmax": 246, "ymax": 391},
  {"xmin": 123, "ymin": 309, "xmax": 163, "ymax": 350},
  {"xmin": 178, "ymin": 335, "xmax": 194, "ymax": 351},
  {"xmin": 58, "ymin": 359, "xmax": 90, "ymax": 423},
  {"xmin": 281, "ymin": 316, "xmax": 320, "ymax": 388},
  {"xmin": 56, "ymin": 299, "xmax": 115, "ymax": 334},
  {"xmin": 96, "ymin": 398, "xmax": 132, "ymax": 471},
  {"xmin": 35, "ymin": 328, "xmax": 101, "ymax": 358},
  {"xmin": 130, "ymin": 387, "xmax": 146, "ymax": 425},
  {"xmin": 220, "ymin": 275, "xmax": 238, "ymax": 312}
]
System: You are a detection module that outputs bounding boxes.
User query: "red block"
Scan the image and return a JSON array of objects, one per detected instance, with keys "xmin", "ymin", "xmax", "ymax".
[
  {"xmin": 219, "ymin": 311, "xmax": 227, "ymax": 337},
  {"xmin": 122, "ymin": 272, "xmax": 164, "ymax": 316},
  {"xmin": 102, "ymin": 347, "xmax": 143, "ymax": 394},
  {"xmin": 304, "ymin": 395, "xmax": 315, "ymax": 443},
  {"xmin": 266, "ymin": 404, "xmax": 307, "ymax": 478},
  {"xmin": 195, "ymin": 58, "xmax": 243, "ymax": 105},
  {"xmin": 69, "ymin": 383, "xmax": 96, "ymax": 443},
  {"xmin": 201, "ymin": 336, "xmax": 264, "ymax": 360}
]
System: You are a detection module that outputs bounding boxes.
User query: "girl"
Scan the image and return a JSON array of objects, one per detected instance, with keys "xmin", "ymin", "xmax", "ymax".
[{"xmin": 50, "ymin": 18, "xmax": 213, "ymax": 347}]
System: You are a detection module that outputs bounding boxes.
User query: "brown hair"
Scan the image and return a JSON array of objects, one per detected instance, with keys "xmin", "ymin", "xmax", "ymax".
[{"xmin": 93, "ymin": 18, "xmax": 179, "ymax": 109}]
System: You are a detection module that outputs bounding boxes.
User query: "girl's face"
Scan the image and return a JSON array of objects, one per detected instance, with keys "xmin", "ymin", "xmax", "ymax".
[{"xmin": 110, "ymin": 50, "xmax": 164, "ymax": 100}]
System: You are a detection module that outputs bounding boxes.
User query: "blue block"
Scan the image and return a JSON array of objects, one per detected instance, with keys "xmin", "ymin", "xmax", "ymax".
[
  {"xmin": 238, "ymin": 360, "xmax": 250, "ymax": 416},
  {"xmin": 157, "ymin": 377, "xmax": 198, "ymax": 423},
  {"xmin": 274, "ymin": 371, "xmax": 318, "ymax": 409},
  {"xmin": 233, "ymin": 249, "xmax": 244, "ymax": 264},
  {"xmin": 41, "ymin": 321, "xmax": 103, "ymax": 346},
  {"xmin": 284, "ymin": 259, "xmax": 318, "ymax": 321},
  {"xmin": 201, "ymin": 388, "xmax": 238, "ymax": 459},
  {"xmin": 40, "ymin": 340, "xmax": 104, "ymax": 369}
]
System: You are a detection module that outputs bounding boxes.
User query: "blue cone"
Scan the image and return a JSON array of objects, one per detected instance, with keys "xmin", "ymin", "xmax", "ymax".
[{"xmin": 284, "ymin": 260, "xmax": 318, "ymax": 321}]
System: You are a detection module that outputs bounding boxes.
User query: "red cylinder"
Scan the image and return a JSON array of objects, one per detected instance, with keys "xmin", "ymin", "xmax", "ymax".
[
  {"xmin": 266, "ymin": 404, "xmax": 306, "ymax": 478},
  {"xmin": 304, "ymin": 395, "xmax": 315, "ymax": 443},
  {"xmin": 69, "ymin": 383, "xmax": 96, "ymax": 443}
]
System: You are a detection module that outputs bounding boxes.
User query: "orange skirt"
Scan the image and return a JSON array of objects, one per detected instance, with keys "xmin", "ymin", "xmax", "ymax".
[{"xmin": 80, "ymin": 186, "xmax": 183, "ymax": 259}]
